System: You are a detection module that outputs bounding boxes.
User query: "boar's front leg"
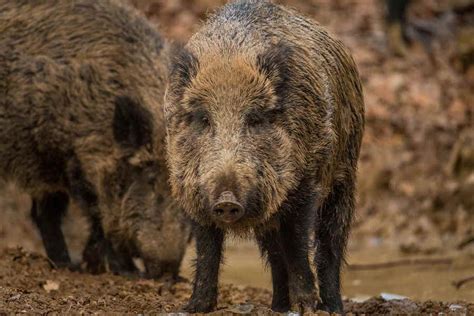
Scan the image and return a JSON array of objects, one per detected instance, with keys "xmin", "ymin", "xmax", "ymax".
[
  {"xmin": 81, "ymin": 217, "xmax": 107, "ymax": 273},
  {"xmin": 104, "ymin": 241, "xmax": 137, "ymax": 276},
  {"xmin": 31, "ymin": 191, "xmax": 71, "ymax": 267},
  {"xmin": 257, "ymin": 230, "xmax": 290, "ymax": 312},
  {"xmin": 66, "ymin": 157, "xmax": 105, "ymax": 272},
  {"xmin": 83, "ymin": 218, "xmax": 135, "ymax": 274},
  {"xmin": 279, "ymin": 197, "xmax": 319, "ymax": 313},
  {"xmin": 66, "ymin": 157, "xmax": 133, "ymax": 274},
  {"xmin": 315, "ymin": 180, "xmax": 354, "ymax": 313},
  {"xmin": 184, "ymin": 222, "xmax": 224, "ymax": 313}
]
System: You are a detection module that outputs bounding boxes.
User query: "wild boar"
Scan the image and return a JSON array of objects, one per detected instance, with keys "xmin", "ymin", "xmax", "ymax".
[
  {"xmin": 0, "ymin": 0, "xmax": 190, "ymax": 278},
  {"xmin": 165, "ymin": 0, "xmax": 364, "ymax": 312}
]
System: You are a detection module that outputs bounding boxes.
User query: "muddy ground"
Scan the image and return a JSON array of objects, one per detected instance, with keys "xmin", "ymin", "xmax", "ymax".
[
  {"xmin": 1, "ymin": 248, "xmax": 473, "ymax": 314},
  {"xmin": 1, "ymin": 0, "xmax": 473, "ymax": 314}
]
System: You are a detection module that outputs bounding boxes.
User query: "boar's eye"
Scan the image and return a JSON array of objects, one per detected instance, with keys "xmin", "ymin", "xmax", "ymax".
[
  {"xmin": 188, "ymin": 110, "xmax": 210, "ymax": 130},
  {"xmin": 246, "ymin": 107, "xmax": 284, "ymax": 131},
  {"xmin": 247, "ymin": 112, "xmax": 266, "ymax": 127}
]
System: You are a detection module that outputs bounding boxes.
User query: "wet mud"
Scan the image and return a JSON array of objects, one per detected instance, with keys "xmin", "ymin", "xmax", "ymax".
[{"xmin": 1, "ymin": 248, "xmax": 473, "ymax": 314}]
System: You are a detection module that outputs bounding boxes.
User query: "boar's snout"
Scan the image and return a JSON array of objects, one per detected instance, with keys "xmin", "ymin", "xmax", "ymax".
[{"xmin": 211, "ymin": 191, "xmax": 245, "ymax": 225}]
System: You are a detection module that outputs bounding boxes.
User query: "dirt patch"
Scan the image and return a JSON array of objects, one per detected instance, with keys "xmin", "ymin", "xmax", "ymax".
[{"xmin": 1, "ymin": 248, "xmax": 472, "ymax": 314}]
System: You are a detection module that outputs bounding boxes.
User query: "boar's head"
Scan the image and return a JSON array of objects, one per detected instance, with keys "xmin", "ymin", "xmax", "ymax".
[
  {"xmin": 164, "ymin": 43, "xmax": 309, "ymax": 233},
  {"xmin": 98, "ymin": 96, "xmax": 190, "ymax": 278}
]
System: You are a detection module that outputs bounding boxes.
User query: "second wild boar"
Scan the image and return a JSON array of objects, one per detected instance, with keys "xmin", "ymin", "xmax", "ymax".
[{"xmin": 0, "ymin": 0, "xmax": 190, "ymax": 278}]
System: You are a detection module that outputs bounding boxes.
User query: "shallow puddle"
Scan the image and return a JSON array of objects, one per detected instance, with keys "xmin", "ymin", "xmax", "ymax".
[{"xmin": 181, "ymin": 240, "xmax": 474, "ymax": 302}]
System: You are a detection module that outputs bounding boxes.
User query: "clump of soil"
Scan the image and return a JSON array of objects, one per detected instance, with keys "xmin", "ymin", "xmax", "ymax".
[{"xmin": 1, "ymin": 248, "xmax": 472, "ymax": 314}]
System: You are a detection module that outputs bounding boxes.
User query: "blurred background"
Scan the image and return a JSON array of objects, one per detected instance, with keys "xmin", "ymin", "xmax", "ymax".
[{"xmin": 1, "ymin": 0, "xmax": 473, "ymax": 303}]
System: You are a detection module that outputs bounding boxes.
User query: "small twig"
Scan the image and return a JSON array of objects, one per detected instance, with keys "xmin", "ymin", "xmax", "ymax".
[
  {"xmin": 453, "ymin": 275, "xmax": 474, "ymax": 289},
  {"xmin": 457, "ymin": 236, "xmax": 474, "ymax": 250},
  {"xmin": 348, "ymin": 257, "xmax": 453, "ymax": 270},
  {"xmin": 65, "ymin": 303, "xmax": 73, "ymax": 314},
  {"xmin": 45, "ymin": 257, "xmax": 58, "ymax": 269}
]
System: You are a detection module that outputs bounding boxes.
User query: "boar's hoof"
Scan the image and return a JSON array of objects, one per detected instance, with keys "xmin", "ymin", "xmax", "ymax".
[
  {"xmin": 290, "ymin": 301, "xmax": 319, "ymax": 315},
  {"xmin": 65, "ymin": 262, "xmax": 82, "ymax": 272},
  {"xmin": 82, "ymin": 244, "xmax": 107, "ymax": 274},
  {"xmin": 290, "ymin": 293, "xmax": 319, "ymax": 314},
  {"xmin": 183, "ymin": 299, "xmax": 216, "ymax": 313},
  {"xmin": 316, "ymin": 301, "xmax": 344, "ymax": 314},
  {"xmin": 271, "ymin": 301, "xmax": 291, "ymax": 313}
]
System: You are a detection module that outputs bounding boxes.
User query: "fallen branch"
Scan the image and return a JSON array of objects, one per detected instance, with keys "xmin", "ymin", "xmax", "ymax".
[
  {"xmin": 457, "ymin": 236, "xmax": 474, "ymax": 250},
  {"xmin": 348, "ymin": 257, "xmax": 453, "ymax": 270},
  {"xmin": 453, "ymin": 275, "xmax": 474, "ymax": 289}
]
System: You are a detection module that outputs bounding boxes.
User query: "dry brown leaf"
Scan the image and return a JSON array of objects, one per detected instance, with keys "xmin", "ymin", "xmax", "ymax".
[{"xmin": 43, "ymin": 280, "xmax": 60, "ymax": 293}]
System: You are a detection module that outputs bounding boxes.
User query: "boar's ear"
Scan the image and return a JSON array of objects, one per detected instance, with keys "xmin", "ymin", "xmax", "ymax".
[
  {"xmin": 113, "ymin": 96, "xmax": 153, "ymax": 150},
  {"xmin": 256, "ymin": 42, "xmax": 293, "ymax": 99},
  {"xmin": 168, "ymin": 44, "xmax": 199, "ymax": 97}
]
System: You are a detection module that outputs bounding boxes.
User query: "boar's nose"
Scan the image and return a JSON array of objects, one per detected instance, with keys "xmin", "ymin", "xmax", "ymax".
[{"xmin": 211, "ymin": 191, "xmax": 244, "ymax": 224}]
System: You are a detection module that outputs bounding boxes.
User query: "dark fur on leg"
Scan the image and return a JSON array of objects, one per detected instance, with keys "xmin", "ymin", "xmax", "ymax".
[
  {"xmin": 257, "ymin": 186, "xmax": 319, "ymax": 314},
  {"xmin": 280, "ymin": 192, "xmax": 319, "ymax": 314},
  {"xmin": 67, "ymin": 157, "xmax": 137, "ymax": 274},
  {"xmin": 67, "ymin": 157, "xmax": 102, "ymax": 271},
  {"xmin": 83, "ymin": 218, "xmax": 136, "ymax": 274},
  {"xmin": 31, "ymin": 191, "xmax": 71, "ymax": 267},
  {"xmin": 257, "ymin": 230, "xmax": 290, "ymax": 312},
  {"xmin": 183, "ymin": 221, "xmax": 224, "ymax": 313},
  {"xmin": 82, "ymin": 218, "xmax": 135, "ymax": 274},
  {"xmin": 315, "ymin": 180, "xmax": 355, "ymax": 313},
  {"xmin": 66, "ymin": 157, "xmax": 109, "ymax": 272},
  {"xmin": 66, "ymin": 157, "xmax": 99, "ymax": 215},
  {"xmin": 105, "ymin": 244, "xmax": 136, "ymax": 275},
  {"xmin": 82, "ymin": 217, "xmax": 107, "ymax": 274}
]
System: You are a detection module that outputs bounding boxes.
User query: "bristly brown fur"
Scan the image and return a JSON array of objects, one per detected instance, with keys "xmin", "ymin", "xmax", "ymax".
[
  {"xmin": 165, "ymin": 0, "xmax": 364, "ymax": 313},
  {"xmin": 0, "ymin": 0, "xmax": 190, "ymax": 278}
]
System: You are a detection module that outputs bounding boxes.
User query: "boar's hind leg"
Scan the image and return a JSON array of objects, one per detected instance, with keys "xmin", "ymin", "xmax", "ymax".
[
  {"xmin": 31, "ymin": 192, "xmax": 71, "ymax": 267},
  {"xmin": 257, "ymin": 230, "xmax": 290, "ymax": 312},
  {"xmin": 315, "ymin": 180, "xmax": 355, "ymax": 313},
  {"xmin": 184, "ymin": 222, "xmax": 224, "ymax": 313}
]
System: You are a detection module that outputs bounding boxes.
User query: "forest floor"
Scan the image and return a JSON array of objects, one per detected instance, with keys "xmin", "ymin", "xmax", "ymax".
[{"xmin": 1, "ymin": 247, "xmax": 473, "ymax": 314}]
